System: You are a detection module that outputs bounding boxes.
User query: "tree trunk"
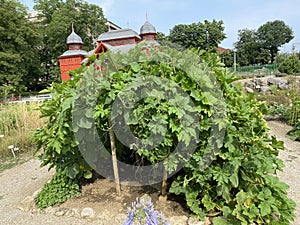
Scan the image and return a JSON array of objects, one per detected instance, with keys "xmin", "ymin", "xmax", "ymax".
[{"xmin": 109, "ymin": 120, "xmax": 121, "ymax": 195}]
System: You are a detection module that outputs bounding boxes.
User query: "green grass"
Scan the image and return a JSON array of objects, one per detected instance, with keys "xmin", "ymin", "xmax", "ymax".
[{"xmin": 0, "ymin": 102, "xmax": 45, "ymax": 158}]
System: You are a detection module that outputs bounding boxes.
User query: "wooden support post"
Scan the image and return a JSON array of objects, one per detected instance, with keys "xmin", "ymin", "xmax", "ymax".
[
  {"xmin": 161, "ymin": 166, "xmax": 168, "ymax": 197},
  {"xmin": 109, "ymin": 120, "xmax": 121, "ymax": 195}
]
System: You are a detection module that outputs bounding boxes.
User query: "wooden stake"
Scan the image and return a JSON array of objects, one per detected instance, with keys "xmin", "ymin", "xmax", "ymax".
[
  {"xmin": 109, "ymin": 120, "xmax": 121, "ymax": 195},
  {"xmin": 161, "ymin": 166, "xmax": 168, "ymax": 196}
]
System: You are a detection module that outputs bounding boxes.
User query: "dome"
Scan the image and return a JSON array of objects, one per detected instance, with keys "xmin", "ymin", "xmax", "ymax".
[
  {"xmin": 140, "ymin": 21, "xmax": 156, "ymax": 34},
  {"xmin": 67, "ymin": 30, "xmax": 83, "ymax": 44}
]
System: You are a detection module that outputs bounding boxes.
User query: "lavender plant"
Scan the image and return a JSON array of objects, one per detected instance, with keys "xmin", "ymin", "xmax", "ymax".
[{"xmin": 123, "ymin": 197, "xmax": 169, "ymax": 225}]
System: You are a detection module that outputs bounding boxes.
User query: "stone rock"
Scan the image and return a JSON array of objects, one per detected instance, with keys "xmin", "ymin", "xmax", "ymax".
[
  {"xmin": 244, "ymin": 80, "xmax": 255, "ymax": 88},
  {"xmin": 54, "ymin": 207, "xmax": 68, "ymax": 217},
  {"xmin": 169, "ymin": 215, "xmax": 188, "ymax": 225},
  {"xmin": 188, "ymin": 217, "xmax": 211, "ymax": 225},
  {"xmin": 245, "ymin": 87, "xmax": 254, "ymax": 93},
  {"xmin": 254, "ymin": 77, "xmax": 268, "ymax": 86},
  {"xmin": 255, "ymin": 85, "xmax": 261, "ymax": 90},
  {"xmin": 260, "ymin": 86, "xmax": 271, "ymax": 94},
  {"xmin": 114, "ymin": 213, "xmax": 127, "ymax": 223},
  {"xmin": 81, "ymin": 207, "xmax": 95, "ymax": 218},
  {"xmin": 188, "ymin": 217, "xmax": 205, "ymax": 225},
  {"xmin": 44, "ymin": 206, "xmax": 57, "ymax": 214},
  {"xmin": 32, "ymin": 188, "xmax": 42, "ymax": 198},
  {"xmin": 278, "ymin": 83, "xmax": 289, "ymax": 90},
  {"xmin": 140, "ymin": 193, "xmax": 152, "ymax": 203},
  {"xmin": 65, "ymin": 208, "xmax": 80, "ymax": 217},
  {"xmin": 267, "ymin": 77, "xmax": 288, "ymax": 86},
  {"xmin": 243, "ymin": 76, "xmax": 294, "ymax": 94},
  {"xmin": 17, "ymin": 196, "xmax": 35, "ymax": 212}
]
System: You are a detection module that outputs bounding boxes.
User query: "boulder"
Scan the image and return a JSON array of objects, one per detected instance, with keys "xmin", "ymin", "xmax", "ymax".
[{"xmin": 81, "ymin": 207, "xmax": 95, "ymax": 218}]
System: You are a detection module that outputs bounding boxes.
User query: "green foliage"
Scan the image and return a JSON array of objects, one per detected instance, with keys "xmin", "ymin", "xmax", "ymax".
[
  {"xmin": 35, "ymin": 169, "xmax": 81, "ymax": 209},
  {"xmin": 35, "ymin": 45, "xmax": 295, "ymax": 223},
  {"xmin": 257, "ymin": 20, "xmax": 294, "ymax": 63},
  {"xmin": 33, "ymin": 61, "xmax": 96, "ymax": 208},
  {"xmin": 235, "ymin": 20, "xmax": 294, "ymax": 66},
  {"xmin": 235, "ymin": 29, "xmax": 266, "ymax": 66},
  {"xmin": 288, "ymin": 118, "xmax": 300, "ymax": 141},
  {"xmin": 0, "ymin": 0, "xmax": 42, "ymax": 92},
  {"xmin": 219, "ymin": 51, "xmax": 234, "ymax": 67},
  {"xmin": 278, "ymin": 55, "xmax": 300, "ymax": 74},
  {"xmin": 169, "ymin": 54, "xmax": 296, "ymax": 224},
  {"xmin": 287, "ymin": 78, "xmax": 300, "ymax": 140},
  {"xmin": 168, "ymin": 20, "xmax": 226, "ymax": 51},
  {"xmin": 34, "ymin": 64, "xmax": 91, "ymax": 179}
]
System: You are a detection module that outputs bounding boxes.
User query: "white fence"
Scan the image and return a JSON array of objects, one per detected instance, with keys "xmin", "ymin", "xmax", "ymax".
[{"xmin": 5, "ymin": 94, "xmax": 52, "ymax": 104}]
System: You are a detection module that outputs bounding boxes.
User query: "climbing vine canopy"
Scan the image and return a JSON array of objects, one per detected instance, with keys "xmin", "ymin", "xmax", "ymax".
[{"xmin": 35, "ymin": 44, "xmax": 295, "ymax": 224}]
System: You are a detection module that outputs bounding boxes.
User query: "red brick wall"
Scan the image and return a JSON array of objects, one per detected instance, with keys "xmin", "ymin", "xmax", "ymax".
[
  {"xmin": 59, "ymin": 55, "xmax": 85, "ymax": 81},
  {"xmin": 141, "ymin": 34, "xmax": 156, "ymax": 41}
]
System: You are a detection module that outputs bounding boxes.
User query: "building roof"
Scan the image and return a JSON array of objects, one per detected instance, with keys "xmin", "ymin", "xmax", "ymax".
[
  {"xmin": 140, "ymin": 21, "xmax": 156, "ymax": 34},
  {"xmin": 97, "ymin": 28, "xmax": 141, "ymax": 42},
  {"xmin": 67, "ymin": 30, "xmax": 83, "ymax": 44},
  {"xmin": 217, "ymin": 46, "xmax": 231, "ymax": 54},
  {"xmin": 92, "ymin": 40, "xmax": 160, "ymax": 55},
  {"xmin": 59, "ymin": 49, "xmax": 88, "ymax": 58},
  {"xmin": 104, "ymin": 43, "xmax": 137, "ymax": 53},
  {"xmin": 105, "ymin": 20, "xmax": 122, "ymax": 31}
]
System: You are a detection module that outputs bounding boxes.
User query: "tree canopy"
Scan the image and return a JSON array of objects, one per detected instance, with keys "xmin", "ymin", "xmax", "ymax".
[
  {"xmin": 0, "ymin": 0, "xmax": 42, "ymax": 96},
  {"xmin": 235, "ymin": 20, "xmax": 294, "ymax": 66},
  {"xmin": 257, "ymin": 20, "xmax": 294, "ymax": 63},
  {"xmin": 168, "ymin": 20, "xmax": 226, "ymax": 52}
]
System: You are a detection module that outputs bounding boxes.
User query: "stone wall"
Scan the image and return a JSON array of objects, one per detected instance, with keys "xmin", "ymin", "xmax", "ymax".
[{"xmin": 243, "ymin": 76, "xmax": 300, "ymax": 94}]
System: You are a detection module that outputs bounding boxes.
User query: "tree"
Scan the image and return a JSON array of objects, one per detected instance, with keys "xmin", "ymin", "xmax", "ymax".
[
  {"xmin": 0, "ymin": 0, "xmax": 42, "ymax": 93},
  {"xmin": 257, "ymin": 20, "xmax": 293, "ymax": 63},
  {"xmin": 156, "ymin": 31, "xmax": 167, "ymax": 44},
  {"xmin": 168, "ymin": 19, "xmax": 226, "ymax": 51},
  {"xmin": 234, "ymin": 20, "xmax": 293, "ymax": 66},
  {"xmin": 234, "ymin": 29, "xmax": 263, "ymax": 66},
  {"xmin": 219, "ymin": 51, "xmax": 234, "ymax": 67},
  {"xmin": 34, "ymin": 0, "xmax": 107, "ymax": 84}
]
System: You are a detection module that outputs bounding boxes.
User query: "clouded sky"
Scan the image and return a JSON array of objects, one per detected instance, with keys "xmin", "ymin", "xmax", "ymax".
[{"xmin": 22, "ymin": 0, "xmax": 300, "ymax": 52}]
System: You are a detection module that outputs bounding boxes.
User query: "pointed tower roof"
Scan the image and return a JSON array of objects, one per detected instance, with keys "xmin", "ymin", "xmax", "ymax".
[
  {"xmin": 140, "ymin": 14, "xmax": 156, "ymax": 34},
  {"xmin": 67, "ymin": 24, "xmax": 83, "ymax": 44}
]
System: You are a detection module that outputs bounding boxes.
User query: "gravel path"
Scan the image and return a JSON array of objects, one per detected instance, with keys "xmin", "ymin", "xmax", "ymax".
[
  {"xmin": 268, "ymin": 121, "xmax": 300, "ymax": 225},
  {"xmin": 0, "ymin": 120, "xmax": 299, "ymax": 225}
]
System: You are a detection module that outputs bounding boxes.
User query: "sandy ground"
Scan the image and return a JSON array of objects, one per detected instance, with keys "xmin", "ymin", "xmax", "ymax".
[
  {"xmin": 268, "ymin": 120, "xmax": 300, "ymax": 225},
  {"xmin": 0, "ymin": 120, "xmax": 299, "ymax": 225}
]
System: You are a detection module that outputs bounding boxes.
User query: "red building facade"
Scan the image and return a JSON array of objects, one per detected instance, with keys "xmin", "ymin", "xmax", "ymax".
[{"xmin": 59, "ymin": 19, "xmax": 158, "ymax": 81}]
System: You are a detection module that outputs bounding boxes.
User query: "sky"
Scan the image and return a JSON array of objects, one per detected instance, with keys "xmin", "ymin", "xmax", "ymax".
[{"xmin": 21, "ymin": 0, "xmax": 300, "ymax": 52}]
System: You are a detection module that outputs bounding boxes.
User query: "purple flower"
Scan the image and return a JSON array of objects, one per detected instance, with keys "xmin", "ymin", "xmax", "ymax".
[{"xmin": 123, "ymin": 197, "xmax": 169, "ymax": 225}]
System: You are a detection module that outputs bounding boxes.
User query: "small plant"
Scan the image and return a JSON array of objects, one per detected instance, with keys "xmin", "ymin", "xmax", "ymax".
[
  {"xmin": 123, "ymin": 197, "xmax": 169, "ymax": 225},
  {"xmin": 288, "ymin": 118, "xmax": 300, "ymax": 141},
  {"xmin": 35, "ymin": 170, "xmax": 81, "ymax": 209}
]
